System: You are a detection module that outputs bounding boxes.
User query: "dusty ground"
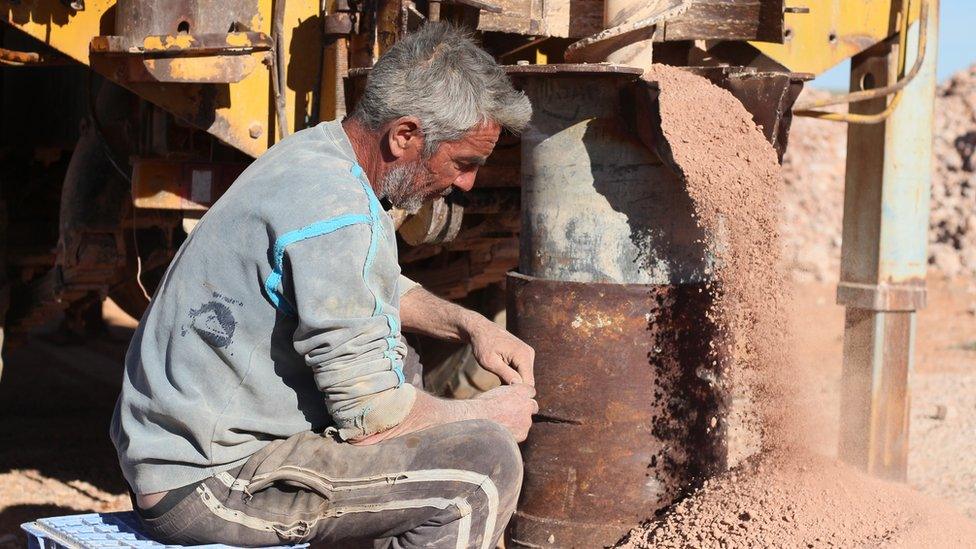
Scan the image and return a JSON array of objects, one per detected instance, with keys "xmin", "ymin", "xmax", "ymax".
[
  {"xmin": 0, "ymin": 301, "xmax": 135, "ymax": 549},
  {"xmin": 619, "ymin": 277, "xmax": 976, "ymax": 548},
  {"xmin": 790, "ymin": 274, "xmax": 976, "ymax": 520},
  {"xmin": 0, "ymin": 278, "xmax": 973, "ymax": 547},
  {"xmin": 622, "ymin": 449, "xmax": 976, "ymax": 548}
]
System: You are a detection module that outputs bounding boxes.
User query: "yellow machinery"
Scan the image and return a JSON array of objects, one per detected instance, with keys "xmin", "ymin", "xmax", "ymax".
[{"xmin": 0, "ymin": 0, "xmax": 937, "ymax": 544}]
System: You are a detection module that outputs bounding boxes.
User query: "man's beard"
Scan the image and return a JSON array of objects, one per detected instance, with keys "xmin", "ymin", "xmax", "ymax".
[{"xmin": 380, "ymin": 161, "xmax": 434, "ymax": 215}]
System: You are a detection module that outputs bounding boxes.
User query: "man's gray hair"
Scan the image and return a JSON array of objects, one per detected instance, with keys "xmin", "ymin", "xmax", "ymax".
[{"xmin": 352, "ymin": 22, "xmax": 532, "ymax": 154}]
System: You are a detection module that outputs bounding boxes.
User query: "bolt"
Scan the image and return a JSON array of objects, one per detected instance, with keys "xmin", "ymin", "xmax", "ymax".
[{"xmin": 249, "ymin": 123, "xmax": 263, "ymax": 139}]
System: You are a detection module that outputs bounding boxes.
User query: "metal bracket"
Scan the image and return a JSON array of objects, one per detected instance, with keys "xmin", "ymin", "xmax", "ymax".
[
  {"xmin": 90, "ymin": 32, "xmax": 273, "ymax": 57},
  {"xmin": 836, "ymin": 281, "xmax": 927, "ymax": 311},
  {"xmin": 398, "ymin": 197, "xmax": 464, "ymax": 246},
  {"xmin": 90, "ymin": 32, "xmax": 273, "ymax": 84}
]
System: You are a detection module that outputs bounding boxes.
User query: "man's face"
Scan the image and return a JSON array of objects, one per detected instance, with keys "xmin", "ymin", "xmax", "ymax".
[{"xmin": 382, "ymin": 122, "xmax": 501, "ymax": 214}]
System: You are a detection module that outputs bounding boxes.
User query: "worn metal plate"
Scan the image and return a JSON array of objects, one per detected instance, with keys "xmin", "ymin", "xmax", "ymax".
[
  {"xmin": 477, "ymin": 0, "xmax": 604, "ymax": 39},
  {"xmin": 565, "ymin": 0, "xmax": 691, "ymax": 63},
  {"xmin": 93, "ymin": 52, "xmax": 266, "ymax": 84},
  {"xmin": 90, "ymin": 32, "xmax": 273, "ymax": 55},
  {"xmin": 751, "ymin": 0, "xmax": 922, "ymax": 76},
  {"xmin": 132, "ymin": 158, "xmax": 246, "ymax": 210},
  {"xmin": 505, "ymin": 62, "xmax": 643, "ymax": 75},
  {"xmin": 655, "ymin": 0, "xmax": 783, "ymax": 42}
]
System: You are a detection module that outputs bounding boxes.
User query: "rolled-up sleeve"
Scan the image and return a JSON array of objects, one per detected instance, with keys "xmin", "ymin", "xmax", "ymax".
[
  {"xmin": 286, "ymin": 224, "xmax": 416, "ymax": 440},
  {"xmin": 398, "ymin": 274, "xmax": 420, "ymax": 299}
]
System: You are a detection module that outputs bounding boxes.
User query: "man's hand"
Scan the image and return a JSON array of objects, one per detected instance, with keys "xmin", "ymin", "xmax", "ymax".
[
  {"xmin": 400, "ymin": 286, "xmax": 536, "ymax": 386},
  {"xmin": 474, "ymin": 383, "xmax": 538, "ymax": 442},
  {"xmin": 467, "ymin": 318, "xmax": 535, "ymax": 386}
]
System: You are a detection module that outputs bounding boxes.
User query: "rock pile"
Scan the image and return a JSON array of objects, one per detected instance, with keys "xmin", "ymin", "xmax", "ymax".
[
  {"xmin": 781, "ymin": 63, "xmax": 976, "ymax": 281},
  {"xmin": 931, "ymin": 65, "xmax": 976, "ymax": 277}
]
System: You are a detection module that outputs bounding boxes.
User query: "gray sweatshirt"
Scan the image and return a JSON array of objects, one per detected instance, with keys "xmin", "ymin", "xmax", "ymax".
[{"xmin": 111, "ymin": 121, "xmax": 418, "ymax": 494}]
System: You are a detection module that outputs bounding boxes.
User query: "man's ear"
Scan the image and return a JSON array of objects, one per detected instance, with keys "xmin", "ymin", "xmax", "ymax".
[{"xmin": 387, "ymin": 116, "xmax": 423, "ymax": 160}]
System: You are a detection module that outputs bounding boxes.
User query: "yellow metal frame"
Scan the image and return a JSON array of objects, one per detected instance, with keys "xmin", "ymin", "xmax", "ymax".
[
  {"xmin": 750, "ymin": 0, "xmax": 921, "ymax": 76},
  {"xmin": 2, "ymin": 0, "xmax": 330, "ymax": 158},
  {"xmin": 2, "ymin": 0, "xmax": 925, "ymax": 153},
  {"xmin": 793, "ymin": 0, "xmax": 931, "ymax": 124}
]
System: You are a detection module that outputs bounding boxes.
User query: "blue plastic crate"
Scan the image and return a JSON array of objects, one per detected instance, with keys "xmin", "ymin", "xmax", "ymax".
[{"xmin": 21, "ymin": 512, "xmax": 308, "ymax": 549}]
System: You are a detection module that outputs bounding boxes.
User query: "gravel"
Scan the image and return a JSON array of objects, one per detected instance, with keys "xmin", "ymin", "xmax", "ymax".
[{"xmin": 908, "ymin": 371, "xmax": 976, "ymax": 518}]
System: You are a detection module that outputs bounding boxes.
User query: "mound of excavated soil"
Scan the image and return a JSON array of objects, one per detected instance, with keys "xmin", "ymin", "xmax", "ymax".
[
  {"xmin": 619, "ymin": 449, "xmax": 976, "ymax": 549},
  {"xmin": 626, "ymin": 64, "xmax": 976, "ymax": 548}
]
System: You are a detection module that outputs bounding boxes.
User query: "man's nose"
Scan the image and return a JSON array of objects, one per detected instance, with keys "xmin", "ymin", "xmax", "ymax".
[{"xmin": 453, "ymin": 170, "xmax": 477, "ymax": 192}]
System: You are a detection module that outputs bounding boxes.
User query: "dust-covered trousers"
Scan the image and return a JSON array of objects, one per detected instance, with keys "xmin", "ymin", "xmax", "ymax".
[
  {"xmin": 133, "ymin": 349, "xmax": 523, "ymax": 549},
  {"xmin": 136, "ymin": 419, "xmax": 522, "ymax": 548}
]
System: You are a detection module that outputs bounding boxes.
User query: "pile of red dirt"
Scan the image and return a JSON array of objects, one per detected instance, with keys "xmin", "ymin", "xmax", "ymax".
[
  {"xmin": 619, "ymin": 449, "xmax": 976, "ymax": 548},
  {"xmin": 622, "ymin": 64, "xmax": 976, "ymax": 548}
]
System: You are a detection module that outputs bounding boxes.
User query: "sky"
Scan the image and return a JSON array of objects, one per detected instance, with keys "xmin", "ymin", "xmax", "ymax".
[{"xmin": 811, "ymin": 0, "xmax": 973, "ymax": 90}]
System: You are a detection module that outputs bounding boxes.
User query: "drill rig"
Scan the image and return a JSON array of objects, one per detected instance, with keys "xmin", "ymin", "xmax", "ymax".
[{"xmin": 1, "ymin": 0, "xmax": 937, "ymax": 545}]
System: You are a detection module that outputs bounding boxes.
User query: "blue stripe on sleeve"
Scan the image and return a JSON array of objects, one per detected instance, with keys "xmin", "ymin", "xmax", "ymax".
[
  {"xmin": 263, "ymin": 213, "xmax": 371, "ymax": 313},
  {"xmin": 267, "ymin": 161, "xmax": 406, "ymax": 389},
  {"xmin": 351, "ymin": 164, "xmax": 405, "ymax": 387}
]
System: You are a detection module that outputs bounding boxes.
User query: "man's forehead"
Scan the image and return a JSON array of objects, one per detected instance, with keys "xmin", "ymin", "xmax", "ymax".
[
  {"xmin": 454, "ymin": 122, "xmax": 501, "ymax": 152},
  {"xmin": 467, "ymin": 121, "xmax": 502, "ymax": 137}
]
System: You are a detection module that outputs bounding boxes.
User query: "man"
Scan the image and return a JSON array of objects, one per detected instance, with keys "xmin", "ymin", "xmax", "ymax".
[{"xmin": 111, "ymin": 22, "xmax": 537, "ymax": 548}]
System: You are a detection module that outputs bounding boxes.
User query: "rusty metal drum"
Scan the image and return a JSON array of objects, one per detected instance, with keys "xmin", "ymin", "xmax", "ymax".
[{"xmin": 506, "ymin": 65, "xmax": 727, "ymax": 547}]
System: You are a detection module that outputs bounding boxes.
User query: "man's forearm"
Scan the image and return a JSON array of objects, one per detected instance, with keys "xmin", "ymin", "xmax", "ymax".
[
  {"xmin": 351, "ymin": 385, "xmax": 536, "ymax": 445},
  {"xmin": 399, "ymin": 284, "xmax": 535, "ymax": 386},
  {"xmin": 399, "ymin": 286, "xmax": 491, "ymax": 342},
  {"xmin": 350, "ymin": 391, "xmax": 477, "ymax": 444},
  {"xmin": 350, "ymin": 288, "xmax": 539, "ymax": 446}
]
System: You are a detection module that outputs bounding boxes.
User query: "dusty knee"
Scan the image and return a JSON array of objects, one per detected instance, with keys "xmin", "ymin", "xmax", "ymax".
[
  {"xmin": 405, "ymin": 418, "xmax": 523, "ymax": 505},
  {"xmin": 453, "ymin": 420, "xmax": 523, "ymax": 498}
]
